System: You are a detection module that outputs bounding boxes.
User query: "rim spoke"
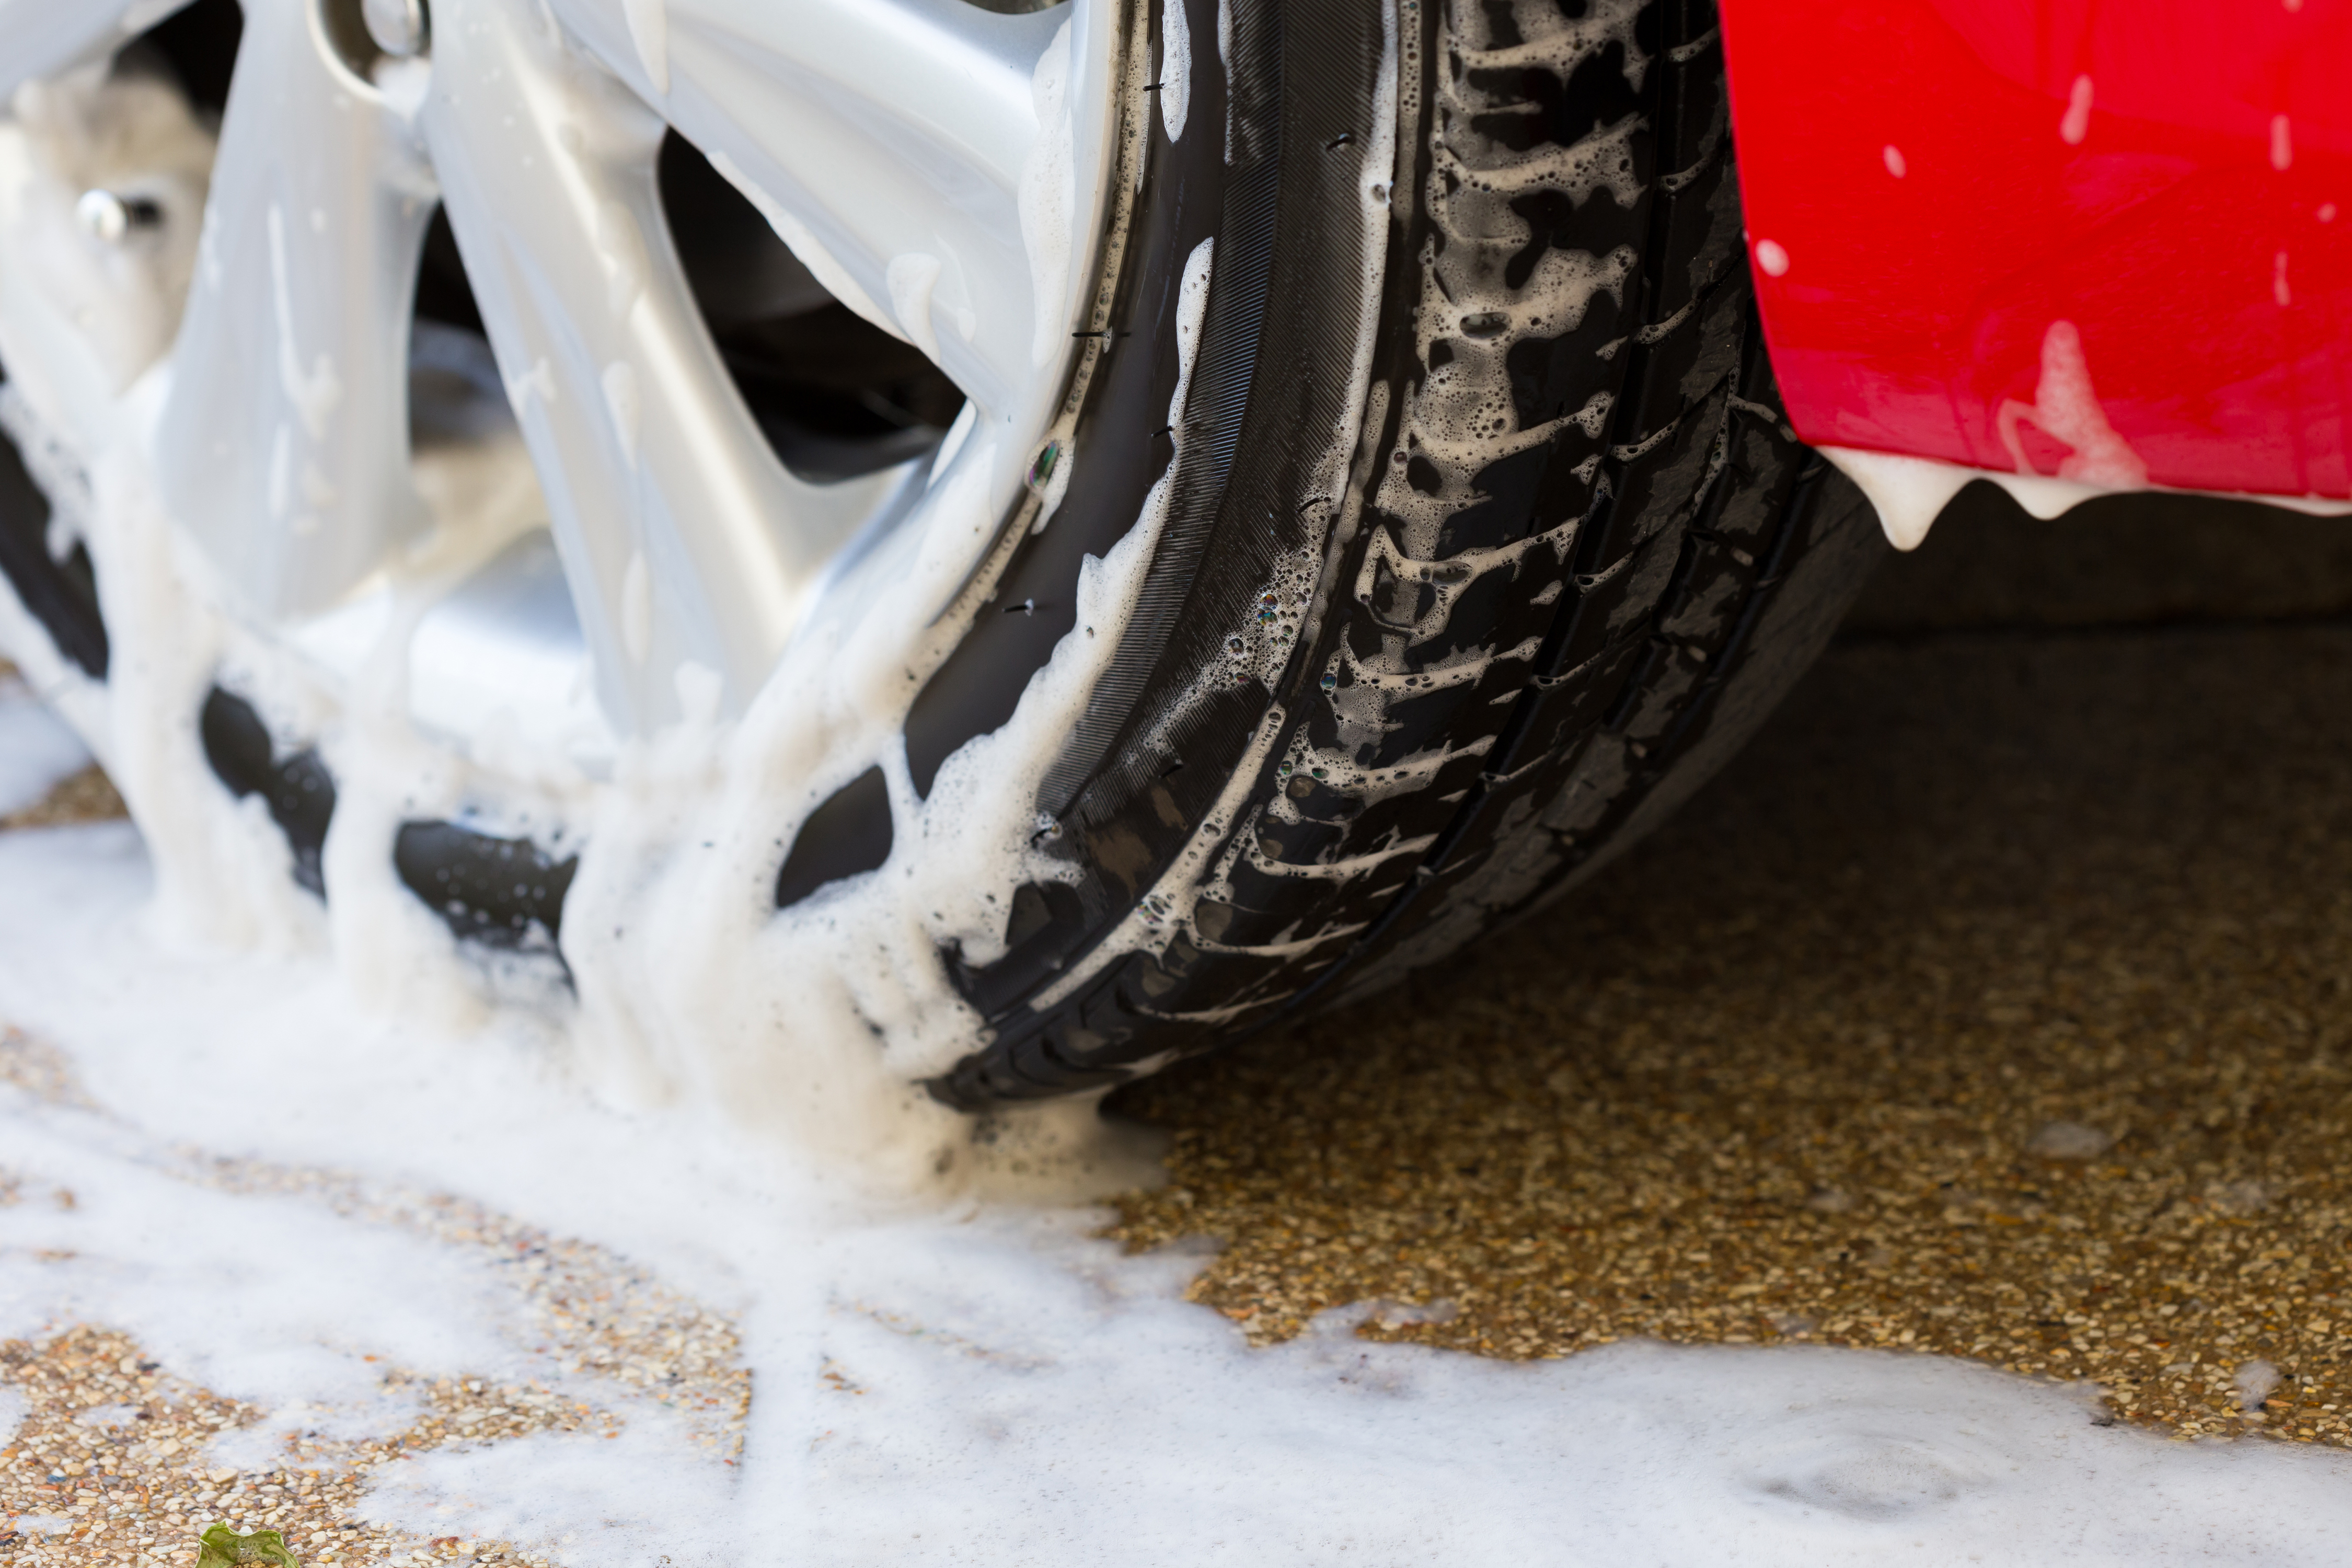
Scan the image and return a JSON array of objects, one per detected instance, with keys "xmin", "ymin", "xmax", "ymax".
[
  {"xmin": 547, "ymin": 0, "xmax": 1095, "ymax": 421},
  {"xmin": 0, "ymin": 0, "xmax": 146, "ymax": 105},
  {"xmin": 7, "ymin": 0, "xmax": 1108, "ymax": 744},
  {"xmin": 422, "ymin": 0, "xmax": 904, "ymax": 732},
  {"xmin": 151, "ymin": 0, "xmax": 434, "ymax": 620}
]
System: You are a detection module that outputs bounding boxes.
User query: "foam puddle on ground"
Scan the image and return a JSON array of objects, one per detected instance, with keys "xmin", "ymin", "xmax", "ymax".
[
  {"xmin": 0, "ymin": 670, "xmax": 90, "ymax": 817},
  {"xmin": 3, "ymin": 825, "xmax": 2351, "ymax": 1565}
]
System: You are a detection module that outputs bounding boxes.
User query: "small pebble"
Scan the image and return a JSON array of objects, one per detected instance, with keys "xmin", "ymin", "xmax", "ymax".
[{"xmin": 2024, "ymin": 1121, "xmax": 2113, "ymax": 1160}]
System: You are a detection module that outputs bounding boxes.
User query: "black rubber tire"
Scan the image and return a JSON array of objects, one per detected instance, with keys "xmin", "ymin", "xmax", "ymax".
[{"xmin": 919, "ymin": 0, "xmax": 1888, "ymax": 1106}]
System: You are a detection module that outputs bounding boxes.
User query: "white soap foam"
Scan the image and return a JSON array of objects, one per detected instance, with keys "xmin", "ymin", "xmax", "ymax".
[
  {"xmin": 357, "ymin": 1413, "xmax": 737, "ymax": 1564},
  {"xmin": 1822, "ymin": 445, "xmax": 2352, "ymax": 554},
  {"xmin": 1159, "ymin": 0, "xmax": 1192, "ymax": 142},
  {"xmin": 0, "ymin": 0, "xmax": 1286, "ymax": 1191},
  {"xmin": 1996, "ymin": 320, "xmax": 2146, "ymax": 490},
  {"xmin": 0, "ymin": 664, "xmax": 92, "ymax": 813},
  {"xmin": 2061, "ymin": 74, "xmax": 2094, "ymax": 146},
  {"xmin": 0, "ymin": 1111, "xmax": 517, "ymax": 1412},
  {"xmin": 3, "ymin": 824, "xmax": 2351, "ymax": 1564}
]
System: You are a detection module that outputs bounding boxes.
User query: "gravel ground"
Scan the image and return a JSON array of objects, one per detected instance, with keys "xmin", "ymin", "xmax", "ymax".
[
  {"xmin": 5, "ymin": 488, "xmax": 2352, "ymax": 1566},
  {"xmin": 1111, "ymin": 486, "xmax": 2352, "ymax": 1449}
]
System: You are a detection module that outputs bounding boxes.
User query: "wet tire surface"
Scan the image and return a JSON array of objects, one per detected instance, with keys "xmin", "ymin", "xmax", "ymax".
[{"xmin": 933, "ymin": 0, "xmax": 1887, "ymax": 1106}]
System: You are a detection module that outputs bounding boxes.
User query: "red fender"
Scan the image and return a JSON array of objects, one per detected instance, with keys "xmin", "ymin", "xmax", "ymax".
[{"xmin": 1719, "ymin": 0, "xmax": 2352, "ymax": 499}]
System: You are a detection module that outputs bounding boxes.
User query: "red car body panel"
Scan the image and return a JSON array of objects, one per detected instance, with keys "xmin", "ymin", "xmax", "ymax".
[{"xmin": 1718, "ymin": 0, "xmax": 2352, "ymax": 500}]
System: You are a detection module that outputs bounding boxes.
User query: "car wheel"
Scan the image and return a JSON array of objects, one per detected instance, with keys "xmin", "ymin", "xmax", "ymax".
[{"xmin": 0, "ymin": 0, "xmax": 1884, "ymax": 1123}]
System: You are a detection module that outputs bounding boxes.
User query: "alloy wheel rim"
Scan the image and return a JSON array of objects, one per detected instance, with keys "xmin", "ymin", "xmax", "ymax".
[{"xmin": 0, "ymin": 0, "xmax": 1118, "ymax": 754}]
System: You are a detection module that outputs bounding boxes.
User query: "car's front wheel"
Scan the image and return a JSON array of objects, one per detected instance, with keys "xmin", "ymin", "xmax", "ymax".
[{"xmin": 0, "ymin": 0, "xmax": 1883, "ymax": 1139}]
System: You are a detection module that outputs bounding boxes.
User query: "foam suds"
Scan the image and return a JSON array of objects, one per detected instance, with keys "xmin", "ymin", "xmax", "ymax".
[
  {"xmin": 0, "ymin": 20, "xmax": 1177, "ymax": 1181},
  {"xmin": 1159, "ymin": 0, "xmax": 1193, "ymax": 142},
  {"xmin": 0, "ymin": 29, "xmax": 1249, "ymax": 1187},
  {"xmin": 0, "ymin": 665, "xmax": 91, "ymax": 813},
  {"xmin": 4, "ymin": 824, "xmax": 2352, "ymax": 1564},
  {"xmin": 1823, "ymin": 445, "xmax": 2352, "ymax": 554}
]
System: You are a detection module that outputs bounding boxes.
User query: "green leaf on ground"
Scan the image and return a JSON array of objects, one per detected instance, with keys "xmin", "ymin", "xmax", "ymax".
[{"xmin": 196, "ymin": 1522, "xmax": 302, "ymax": 1566}]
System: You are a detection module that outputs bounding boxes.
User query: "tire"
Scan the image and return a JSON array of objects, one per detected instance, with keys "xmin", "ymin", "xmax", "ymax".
[
  {"xmin": 920, "ymin": 0, "xmax": 1887, "ymax": 1104},
  {"xmin": 0, "ymin": 0, "xmax": 1885, "ymax": 1114}
]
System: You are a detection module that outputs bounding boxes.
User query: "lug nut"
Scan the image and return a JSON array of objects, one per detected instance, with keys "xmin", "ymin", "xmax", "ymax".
[
  {"xmin": 361, "ymin": 0, "xmax": 428, "ymax": 56},
  {"xmin": 76, "ymin": 189, "xmax": 163, "ymax": 244}
]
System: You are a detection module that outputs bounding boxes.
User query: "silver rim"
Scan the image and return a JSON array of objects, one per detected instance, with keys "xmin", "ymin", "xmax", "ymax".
[{"xmin": 0, "ymin": 0, "xmax": 1115, "ymax": 752}]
